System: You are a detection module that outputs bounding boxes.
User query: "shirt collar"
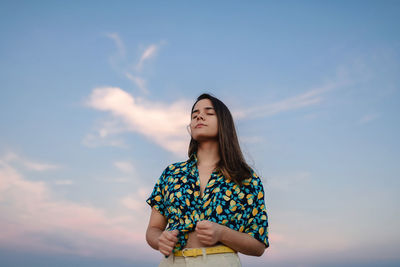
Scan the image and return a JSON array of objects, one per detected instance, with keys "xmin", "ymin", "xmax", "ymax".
[{"xmin": 186, "ymin": 152, "xmax": 222, "ymax": 178}]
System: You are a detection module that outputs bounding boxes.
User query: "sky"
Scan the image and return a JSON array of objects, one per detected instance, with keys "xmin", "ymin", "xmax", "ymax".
[{"xmin": 0, "ymin": 1, "xmax": 399, "ymax": 266}]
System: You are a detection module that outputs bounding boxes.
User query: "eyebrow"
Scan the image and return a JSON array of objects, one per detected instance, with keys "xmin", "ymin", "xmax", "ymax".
[{"xmin": 192, "ymin": 107, "xmax": 215, "ymax": 114}]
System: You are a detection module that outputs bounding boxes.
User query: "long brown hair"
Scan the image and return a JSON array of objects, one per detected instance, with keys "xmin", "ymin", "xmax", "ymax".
[{"xmin": 188, "ymin": 93, "xmax": 252, "ymax": 186}]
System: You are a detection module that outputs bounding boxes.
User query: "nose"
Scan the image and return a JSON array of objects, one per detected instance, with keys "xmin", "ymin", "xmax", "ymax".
[{"xmin": 196, "ymin": 112, "xmax": 205, "ymax": 121}]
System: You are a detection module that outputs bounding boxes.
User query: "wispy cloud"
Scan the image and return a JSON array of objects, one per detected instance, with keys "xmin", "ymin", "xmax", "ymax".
[
  {"xmin": 127, "ymin": 42, "xmax": 164, "ymax": 94},
  {"xmin": 267, "ymin": 171, "xmax": 311, "ymax": 191},
  {"xmin": 125, "ymin": 73, "xmax": 148, "ymax": 94},
  {"xmin": 105, "ymin": 33, "xmax": 164, "ymax": 95},
  {"xmin": 22, "ymin": 161, "xmax": 60, "ymax": 171},
  {"xmin": 120, "ymin": 187, "xmax": 150, "ymax": 212},
  {"xmin": 86, "ymin": 60, "xmax": 356, "ymax": 155},
  {"xmin": 82, "ymin": 133, "xmax": 128, "ymax": 148},
  {"xmin": 105, "ymin": 32, "xmax": 125, "ymax": 57},
  {"xmin": 359, "ymin": 113, "xmax": 380, "ymax": 124},
  {"xmin": 135, "ymin": 44, "xmax": 158, "ymax": 71},
  {"xmin": 105, "ymin": 32, "xmax": 126, "ymax": 72},
  {"xmin": 114, "ymin": 160, "xmax": 135, "ymax": 174},
  {"xmin": 84, "ymin": 87, "xmax": 191, "ymax": 156},
  {"xmin": 239, "ymin": 136, "xmax": 264, "ymax": 144},
  {"xmin": 81, "ymin": 117, "xmax": 130, "ymax": 149},
  {"xmin": 53, "ymin": 179, "xmax": 74, "ymax": 185},
  {"xmin": 233, "ymin": 63, "xmax": 358, "ymax": 120},
  {"xmin": 82, "ymin": 81, "xmax": 339, "ymax": 155},
  {"xmin": 234, "ymin": 84, "xmax": 335, "ymax": 120},
  {"xmin": 1, "ymin": 151, "xmax": 60, "ymax": 171}
]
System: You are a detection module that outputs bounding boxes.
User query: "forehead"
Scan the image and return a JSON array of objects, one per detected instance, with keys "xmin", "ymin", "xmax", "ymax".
[{"xmin": 193, "ymin": 98, "xmax": 213, "ymax": 110}]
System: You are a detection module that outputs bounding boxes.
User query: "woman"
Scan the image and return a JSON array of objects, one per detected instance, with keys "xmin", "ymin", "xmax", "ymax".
[{"xmin": 146, "ymin": 93, "xmax": 269, "ymax": 266}]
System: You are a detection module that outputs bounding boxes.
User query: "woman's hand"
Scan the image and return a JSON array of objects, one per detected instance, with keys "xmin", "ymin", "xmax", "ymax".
[
  {"xmin": 157, "ymin": 229, "xmax": 179, "ymax": 256},
  {"xmin": 195, "ymin": 220, "xmax": 224, "ymax": 246}
]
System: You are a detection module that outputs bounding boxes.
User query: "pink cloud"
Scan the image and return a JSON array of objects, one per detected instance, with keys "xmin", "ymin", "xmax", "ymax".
[
  {"xmin": 84, "ymin": 87, "xmax": 191, "ymax": 156},
  {"xmin": 0, "ymin": 155, "xmax": 153, "ymax": 260}
]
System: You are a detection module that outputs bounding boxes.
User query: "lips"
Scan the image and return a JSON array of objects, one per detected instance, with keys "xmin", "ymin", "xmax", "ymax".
[{"xmin": 195, "ymin": 123, "xmax": 206, "ymax": 128}]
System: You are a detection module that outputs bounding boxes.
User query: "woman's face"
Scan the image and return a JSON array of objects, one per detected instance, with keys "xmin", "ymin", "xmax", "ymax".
[{"xmin": 190, "ymin": 98, "xmax": 218, "ymax": 141}]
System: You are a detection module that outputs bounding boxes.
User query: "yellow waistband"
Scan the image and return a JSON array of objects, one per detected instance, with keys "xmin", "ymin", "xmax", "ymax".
[{"xmin": 174, "ymin": 245, "xmax": 235, "ymax": 257}]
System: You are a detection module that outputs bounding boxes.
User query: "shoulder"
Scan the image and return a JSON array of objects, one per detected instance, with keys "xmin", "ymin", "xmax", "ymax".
[
  {"xmin": 241, "ymin": 168, "xmax": 265, "ymax": 194},
  {"xmin": 167, "ymin": 159, "xmax": 190, "ymax": 171},
  {"xmin": 160, "ymin": 159, "xmax": 191, "ymax": 176}
]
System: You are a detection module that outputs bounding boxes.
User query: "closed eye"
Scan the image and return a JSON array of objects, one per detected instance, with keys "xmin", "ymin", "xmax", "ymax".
[{"xmin": 192, "ymin": 113, "xmax": 214, "ymax": 119}]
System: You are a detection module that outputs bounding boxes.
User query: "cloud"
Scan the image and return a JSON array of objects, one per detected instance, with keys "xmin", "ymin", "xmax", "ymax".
[
  {"xmin": 302, "ymin": 113, "xmax": 318, "ymax": 120},
  {"xmin": 114, "ymin": 160, "xmax": 135, "ymax": 174},
  {"xmin": 0, "ymin": 152, "xmax": 152, "ymax": 260},
  {"xmin": 22, "ymin": 161, "xmax": 60, "ymax": 171},
  {"xmin": 82, "ymin": 83, "xmax": 336, "ymax": 155},
  {"xmin": 84, "ymin": 87, "xmax": 191, "ymax": 156},
  {"xmin": 239, "ymin": 136, "xmax": 264, "ymax": 144},
  {"xmin": 135, "ymin": 44, "xmax": 159, "ymax": 71},
  {"xmin": 359, "ymin": 113, "xmax": 380, "ymax": 124},
  {"xmin": 233, "ymin": 65, "xmax": 357, "ymax": 120},
  {"xmin": 128, "ymin": 42, "xmax": 165, "ymax": 94},
  {"xmin": 104, "ymin": 33, "xmax": 164, "ymax": 95},
  {"xmin": 125, "ymin": 73, "xmax": 148, "ymax": 94},
  {"xmin": 267, "ymin": 171, "xmax": 311, "ymax": 191},
  {"xmin": 105, "ymin": 33, "xmax": 126, "ymax": 73},
  {"xmin": 81, "ymin": 117, "xmax": 130, "ymax": 149},
  {"xmin": 105, "ymin": 32, "xmax": 125, "ymax": 57},
  {"xmin": 82, "ymin": 133, "xmax": 128, "ymax": 148},
  {"xmin": 120, "ymin": 187, "xmax": 150, "ymax": 212},
  {"xmin": 234, "ymin": 84, "xmax": 334, "ymax": 120},
  {"xmin": 85, "ymin": 63, "xmax": 354, "ymax": 155},
  {"xmin": 98, "ymin": 176, "xmax": 134, "ymax": 184},
  {"xmin": 53, "ymin": 179, "xmax": 74, "ymax": 185},
  {"xmin": 1, "ymin": 151, "xmax": 60, "ymax": 171}
]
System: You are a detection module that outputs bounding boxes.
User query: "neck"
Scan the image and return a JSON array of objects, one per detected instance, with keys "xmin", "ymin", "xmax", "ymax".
[{"xmin": 197, "ymin": 140, "xmax": 220, "ymax": 167}]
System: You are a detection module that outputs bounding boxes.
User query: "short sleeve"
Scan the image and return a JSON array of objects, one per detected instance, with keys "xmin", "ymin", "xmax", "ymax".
[
  {"xmin": 146, "ymin": 167, "xmax": 168, "ymax": 216},
  {"xmin": 243, "ymin": 175, "xmax": 269, "ymax": 248}
]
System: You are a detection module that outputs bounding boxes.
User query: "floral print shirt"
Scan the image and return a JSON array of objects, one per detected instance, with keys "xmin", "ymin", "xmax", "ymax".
[{"xmin": 146, "ymin": 153, "xmax": 269, "ymax": 253}]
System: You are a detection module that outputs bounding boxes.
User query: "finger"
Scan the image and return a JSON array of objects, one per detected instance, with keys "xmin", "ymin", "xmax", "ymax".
[
  {"xmin": 198, "ymin": 222, "xmax": 212, "ymax": 230},
  {"xmin": 160, "ymin": 237, "xmax": 176, "ymax": 248},
  {"xmin": 196, "ymin": 221, "xmax": 208, "ymax": 228},
  {"xmin": 166, "ymin": 233, "xmax": 178, "ymax": 242},
  {"xmin": 159, "ymin": 243, "xmax": 173, "ymax": 255},
  {"xmin": 196, "ymin": 234, "xmax": 210, "ymax": 242},
  {"xmin": 160, "ymin": 249, "xmax": 170, "ymax": 256},
  {"xmin": 196, "ymin": 228, "xmax": 211, "ymax": 236},
  {"xmin": 159, "ymin": 233, "xmax": 170, "ymax": 242},
  {"xmin": 165, "ymin": 239, "xmax": 177, "ymax": 247},
  {"xmin": 161, "ymin": 231, "xmax": 176, "ymax": 240},
  {"xmin": 169, "ymin": 230, "xmax": 179, "ymax": 239},
  {"xmin": 196, "ymin": 226, "xmax": 212, "ymax": 235},
  {"xmin": 159, "ymin": 245, "xmax": 169, "ymax": 256},
  {"xmin": 167, "ymin": 230, "xmax": 179, "ymax": 241},
  {"xmin": 159, "ymin": 246, "xmax": 169, "ymax": 256},
  {"xmin": 170, "ymin": 229, "xmax": 179, "ymax": 236},
  {"xmin": 196, "ymin": 224, "xmax": 209, "ymax": 232}
]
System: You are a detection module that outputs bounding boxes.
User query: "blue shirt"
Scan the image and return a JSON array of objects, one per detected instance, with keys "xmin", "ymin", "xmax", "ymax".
[{"xmin": 146, "ymin": 153, "xmax": 269, "ymax": 253}]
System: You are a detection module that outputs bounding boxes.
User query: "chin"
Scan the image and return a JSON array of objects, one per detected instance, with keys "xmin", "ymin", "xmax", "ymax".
[{"xmin": 193, "ymin": 135, "xmax": 218, "ymax": 142}]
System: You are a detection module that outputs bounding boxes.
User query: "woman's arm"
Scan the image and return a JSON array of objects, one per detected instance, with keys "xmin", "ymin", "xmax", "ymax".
[
  {"xmin": 195, "ymin": 220, "xmax": 266, "ymax": 256},
  {"xmin": 146, "ymin": 207, "xmax": 178, "ymax": 256}
]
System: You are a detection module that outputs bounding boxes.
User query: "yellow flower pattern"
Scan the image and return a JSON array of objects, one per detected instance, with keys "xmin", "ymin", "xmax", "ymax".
[{"xmin": 146, "ymin": 153, "xmax": 269, "ymax": 253}]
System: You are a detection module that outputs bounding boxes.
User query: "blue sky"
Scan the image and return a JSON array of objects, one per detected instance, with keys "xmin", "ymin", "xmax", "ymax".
[{"xmin": 0, "ymin": 1, "xmax": 399, "ymax": 266}]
